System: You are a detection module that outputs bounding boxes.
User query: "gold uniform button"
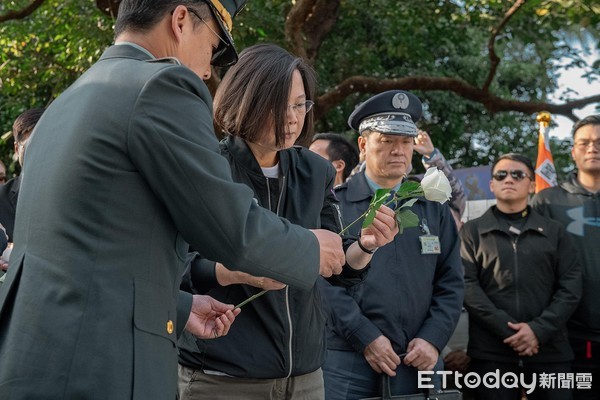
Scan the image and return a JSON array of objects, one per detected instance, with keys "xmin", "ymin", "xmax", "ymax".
[{"xmin": 166, "ymin": 320, "xmax": 174, "ymax": 334}]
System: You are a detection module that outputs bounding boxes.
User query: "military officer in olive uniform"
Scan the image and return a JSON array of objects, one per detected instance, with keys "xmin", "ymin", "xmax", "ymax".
[{"xmin": 0, "ymin": 1, "xmax": 344, "ymax": 399}]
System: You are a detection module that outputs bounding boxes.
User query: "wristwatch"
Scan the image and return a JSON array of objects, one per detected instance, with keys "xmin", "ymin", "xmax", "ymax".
[
  {"xmin": 357, "ymin": 237, "xmax": 377, "ymax": 254},
  {"xmin": 423, "ymin": 147, "xmax": 439, "ymax": 161}
]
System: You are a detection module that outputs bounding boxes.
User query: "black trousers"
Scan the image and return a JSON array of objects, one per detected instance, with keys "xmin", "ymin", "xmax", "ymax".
[{"xmin": 570, "ymin": 338, "xmax": 600, "ymax": 400}]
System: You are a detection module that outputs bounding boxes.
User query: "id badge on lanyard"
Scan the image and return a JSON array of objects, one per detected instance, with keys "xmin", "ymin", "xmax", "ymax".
[{"xmin": 419, "ymin": 218, "xmax": 441, "ymax": 255}]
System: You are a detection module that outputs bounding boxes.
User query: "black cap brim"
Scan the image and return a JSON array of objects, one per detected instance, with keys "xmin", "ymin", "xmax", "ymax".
[{"xmin": 206, "ymin": 2, "xmax": 238, "ymax": 67}]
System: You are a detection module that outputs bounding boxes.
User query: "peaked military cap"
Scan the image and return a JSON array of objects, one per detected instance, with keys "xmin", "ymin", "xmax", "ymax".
[
  {"xmin": 348, "ymin": 90, "xmax": 423, "ymax": 137},
  {"xmin": 202, "ymin": 0, "xmax": 248, "ymax": 67}
]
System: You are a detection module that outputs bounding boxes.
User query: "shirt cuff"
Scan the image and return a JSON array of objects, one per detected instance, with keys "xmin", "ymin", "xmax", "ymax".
[
  {"xmin": 422, "ymin": 148, "xmax": 439, "ymax": 162},
  {"xmin": 190, "ymin": 258, "xmax": 219, "ymax": 293}
]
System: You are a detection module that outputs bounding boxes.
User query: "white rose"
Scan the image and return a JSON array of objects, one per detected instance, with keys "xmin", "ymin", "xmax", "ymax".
[{"xmin": 420, "ymin": 167, "xmax": 452, "ymax": 204}]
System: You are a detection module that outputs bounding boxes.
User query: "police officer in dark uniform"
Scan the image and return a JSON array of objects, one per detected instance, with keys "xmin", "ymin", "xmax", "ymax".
[{"xmin": 321, "ymin": 90, "xmax": 464, "ymax": 399}]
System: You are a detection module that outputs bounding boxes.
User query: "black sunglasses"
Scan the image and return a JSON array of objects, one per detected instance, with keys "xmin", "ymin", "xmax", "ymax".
[
  {"xmin": 492, "ymin": 170, "xmax": 532, "ymax": 181},
  {"xmin": 185, "ymin": 7, "xmax": 229, "ymax": 64}
]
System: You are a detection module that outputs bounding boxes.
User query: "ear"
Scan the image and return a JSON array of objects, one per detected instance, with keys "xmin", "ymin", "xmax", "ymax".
[
  {"xmin": 489, "ymin": 179, "xmax": 495, "ymax": 195},
  {"xmin": 529, "ymin": 178, "xmax": 536, "ymax": 194},
  {"xmin": 571, "ymin": 146, "xmax": 576, "ymax": 160},
  {"xmin": 357, "ymin": 135, "xmax": 367, "ymax": 154},
  {"xmin": 171, "ymin": 5, "xmax": 188, "ymax": 39},
  {"xmin": 333, "ymin": 160, "xmax": 345, "ymax": 174}
]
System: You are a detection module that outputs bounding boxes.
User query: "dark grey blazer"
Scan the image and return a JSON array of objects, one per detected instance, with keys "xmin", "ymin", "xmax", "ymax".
[{"xmin": 0, "ymin": 44, "xmax": 320, "ymax": 399}]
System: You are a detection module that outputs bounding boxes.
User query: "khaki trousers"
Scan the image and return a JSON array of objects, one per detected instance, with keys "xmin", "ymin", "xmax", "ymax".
[{"xmin": 178, "ymin": 364, "xmax": 324, "ymax": 400}]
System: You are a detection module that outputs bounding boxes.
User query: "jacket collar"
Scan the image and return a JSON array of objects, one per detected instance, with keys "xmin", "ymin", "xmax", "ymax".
[
  {"xmin": 99, "ymin": 44, "xmax": 154, "ymax": 62},
  {"xmin": 222, "ymin": 135, "xmax": 290, "ymax": 178},
  {"xmin": 344, "ymin": 171, "xmax": 375, "ymax": 203},
  {"xmin": 478, "ymin": 205, "xmax": 549, "ymax": 237},
  {"xmin": 562, "ymin": 171, "xmax": 596, "ymax": 196}
]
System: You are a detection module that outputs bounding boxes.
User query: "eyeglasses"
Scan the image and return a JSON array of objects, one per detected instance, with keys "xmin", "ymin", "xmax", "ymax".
[
  {"xmin": 186, "ymin": 7, "xmax": 229, "ymax": 63},
  {"xmin": 492, "ymin": 170, "xmax": 532, "ymax": 181},
  {"xmin": 574, "ymin": 139, "xmax": 600, "ymax": 150},
  {"xmin": 287, "ymin": 100, "xmax": 314, "ymax": 116}
]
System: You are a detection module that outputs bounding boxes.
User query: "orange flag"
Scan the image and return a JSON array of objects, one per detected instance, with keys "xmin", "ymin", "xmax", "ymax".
[{"xmin": 535, "ymin": 112, "xmax": 557, "ymax": 193}]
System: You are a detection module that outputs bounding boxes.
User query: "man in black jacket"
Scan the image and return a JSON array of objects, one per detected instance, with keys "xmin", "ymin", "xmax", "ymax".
[
  {"xmin": 532, "ymin": 115, "xmax": 600, "ymax": 400},
  {"xmin": 462, "ymin": 153, "xmax": 582, "ymax": 400}
]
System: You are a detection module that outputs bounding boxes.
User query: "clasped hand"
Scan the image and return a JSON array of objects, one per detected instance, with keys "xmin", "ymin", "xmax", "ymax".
[
  {"xmin": 364, "ymin": 336, "xmax": 439, "ymax": 377},
  {"xmin": 504, "ymin": 321, "xmax": 539, "ymax": 356}
]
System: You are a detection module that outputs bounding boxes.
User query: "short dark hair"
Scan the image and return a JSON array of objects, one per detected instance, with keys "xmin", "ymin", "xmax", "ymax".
[
  {"xmin": 13, "ymin": 108, "xmax": 45, "ymax": 144},
  {"xmin": 572, "ymin": 114, "xmax": 600, "ymax": 138},
  {"xmin": 491, "ymin": 153, "xmax": 535, "ymax": 177},
  {"xmin": 311, "ymin": 133, "xmax": 359, "ymax": 181},
  {"xmin": 214, "ymin": 43, "xmax": 316, "ymax": 148},
  {"xmin": 114, "ymin": 0, "xmax": 211, "ymax": 37}
]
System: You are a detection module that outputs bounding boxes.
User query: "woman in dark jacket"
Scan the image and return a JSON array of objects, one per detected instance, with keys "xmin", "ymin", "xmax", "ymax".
[{"xmin": 177, "ymin": 44, "xmax": 397, "ymax": 400}]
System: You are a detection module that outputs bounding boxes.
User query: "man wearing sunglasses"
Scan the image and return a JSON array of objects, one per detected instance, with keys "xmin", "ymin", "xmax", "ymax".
[
  {"xmin": 0, "ymin": 1, "xmax": 346, "ymax": 399},
  {"xmin": 461, "ymin": 153, "xmax": 582, "ymax": 400},
  {"xmin": 532, "ymin": 115, "xmax": 600, "ymax": 400}
]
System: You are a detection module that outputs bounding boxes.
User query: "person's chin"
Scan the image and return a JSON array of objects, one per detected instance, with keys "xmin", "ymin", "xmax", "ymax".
[
  {"xmin": 582, "ymin": 163, "xmax": 600, "ymax": 173},
  {"xmin": 282, "ymin": 136, "xmax": 297, "ymax": 148},
  {"xmin": 384, "ymin": 172, "xmax": 406, "ymax": 182},
  {"xmin": 387, "ymin": 162, "xmax": 406, "ymax": 173}
]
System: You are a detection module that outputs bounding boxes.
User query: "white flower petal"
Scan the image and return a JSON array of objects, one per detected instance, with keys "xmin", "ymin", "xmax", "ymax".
[{"xmin": 421, "ymin": 167, "xmax": 452, "ymax": 204}]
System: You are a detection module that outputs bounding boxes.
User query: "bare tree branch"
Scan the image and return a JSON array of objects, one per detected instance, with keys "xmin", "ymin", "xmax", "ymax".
[
  {"xmin": 285, "ymin": 0, "xmax": 340, "ymax": 64},
  {"xmin": 482, "ymin": 0, "xmax": 527, "ymax": 92},
  {"xmin": 315, "ymin": 75, "xmax": 600, "ymax": 121},
  {"xmin": 0, "ymin": 0, "xmax": 46, "ymax": 23},
  {"xmin": 301, "ymin": 0, "xmax": 341, "ymax": 63},
  {"xmin": 285, "ymin": 0, "xmax": 316, "ymax": 60}
]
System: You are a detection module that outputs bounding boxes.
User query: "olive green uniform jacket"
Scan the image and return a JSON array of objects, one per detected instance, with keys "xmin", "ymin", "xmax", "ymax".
[{"xmin": 0, "ymin": 44, "xmax": 320, "ymax": 399}]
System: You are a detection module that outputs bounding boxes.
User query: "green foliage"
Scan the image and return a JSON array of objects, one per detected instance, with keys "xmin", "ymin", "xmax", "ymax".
[
  {"xmin": 302, "ymin": 0, "xmax": 595, "ymax": 176},
  {"xmin": 1, "ymin": 0, "xmax": 598, "ymax": 179},
  {"xmin": 0, "ymin": 0, "xmax": 113, "ymax": 176}
]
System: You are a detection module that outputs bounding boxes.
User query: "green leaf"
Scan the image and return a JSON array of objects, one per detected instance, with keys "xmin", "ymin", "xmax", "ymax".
[
  {"xmin": 373, "ymin": 188, "xmax": 394, "ymax": 207},
  {"xmin": 396, "ymin": 209, "xmax": 420, "ymax": 234},
  {"xmin": 362, "ymin": 189, "xmax": 393, "ymax": 229},
  {"xmin": 396, "ymin": 181, "xmax": 424, "ymax": 199},
  {"xmin": 399, "ymin": 197, "xmax": 419, "ymax": 209}
]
